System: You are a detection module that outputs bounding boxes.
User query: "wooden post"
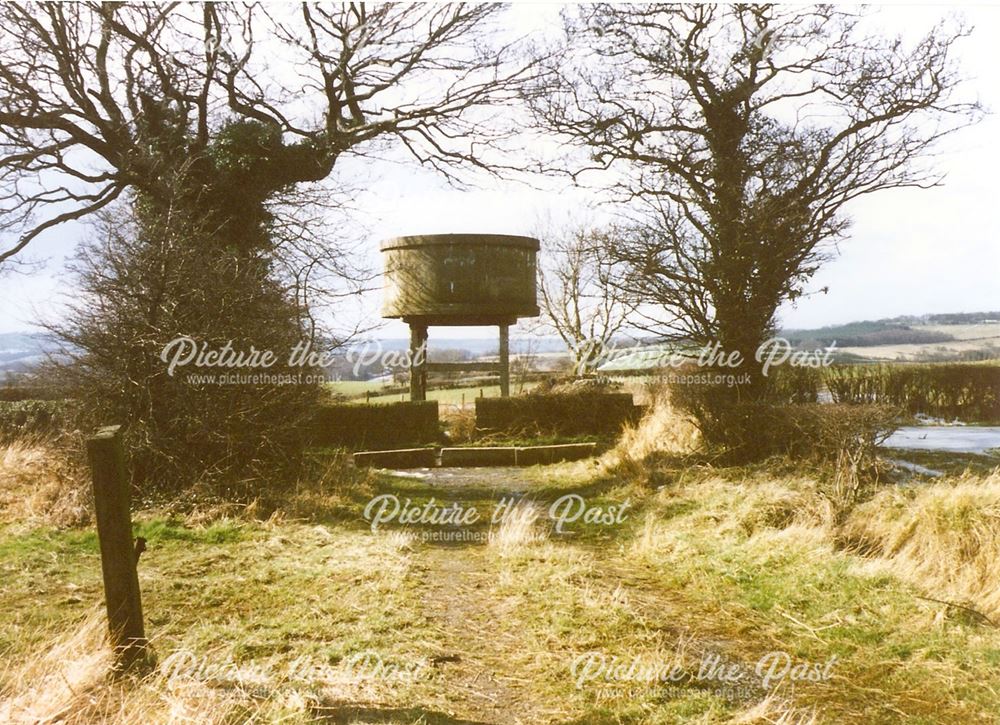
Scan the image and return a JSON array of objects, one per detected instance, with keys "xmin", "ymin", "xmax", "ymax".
[
  {"xmin": 499, "ymin": 323, "xmax": 510, "ymax": 398},
  {"xmin": 409, "ymin": 323, "xmax": 428, "ymax": 401},
  {"xmin": 87, "ymin": 425, "xmax": 146, "ymax": 669}
]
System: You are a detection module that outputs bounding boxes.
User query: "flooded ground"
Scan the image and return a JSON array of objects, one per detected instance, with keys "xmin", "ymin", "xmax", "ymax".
[{"xmin": 882, "ymin": 426, "xmax": 1000, "ymax": 454}]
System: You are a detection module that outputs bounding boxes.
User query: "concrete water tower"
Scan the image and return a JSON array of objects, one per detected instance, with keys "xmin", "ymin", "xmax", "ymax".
[{"xmin": 381, "ymin": 233, "xmax": 540, "ymax": 400}]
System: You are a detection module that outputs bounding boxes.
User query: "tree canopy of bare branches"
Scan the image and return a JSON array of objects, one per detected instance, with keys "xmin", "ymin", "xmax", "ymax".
[
  {"xmin": 531, "ymin": 4, "xmax": 980, "ymax": 380},
  {"xmin": 536, "ymin": 217, "xmax": 636, "ymax": 375},
  {"xmin": 0, "ymin": 2, "xmax": 536, "ymax": 266}
]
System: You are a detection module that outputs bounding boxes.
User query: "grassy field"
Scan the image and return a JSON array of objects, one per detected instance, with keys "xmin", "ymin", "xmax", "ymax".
[
  {"xmin": 334, "ymin": 383, "xmax": 540, "ymax": 406},
  {"xmin": 324, "ymin": 380, "xmax": 394, "ymax": 398},
  {"xmin": 837, "ymin": 322, "xmax": 1000, "ymax": 361},
  {"xmin": 3, "ymin": 412, "xmax": 1000, "ymax": 722}
]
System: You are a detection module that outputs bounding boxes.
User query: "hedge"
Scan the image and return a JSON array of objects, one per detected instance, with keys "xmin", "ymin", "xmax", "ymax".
[
  {"xmin": 0, "ymin": 399, "xmax": 75, "ymax": 439},
  {"xmin": 825, "ymin": 363, "xmax": 1000, "ymax": 422},
  {"xmin": 307, "ymin": 400, "xmax": 439, "ymax": 450},
  {"xmin": 475, "ymin": 392, "xmax": 639, "ymax": 436}
]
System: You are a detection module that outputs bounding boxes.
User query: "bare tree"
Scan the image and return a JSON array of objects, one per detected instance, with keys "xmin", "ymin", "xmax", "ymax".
[
  {"xmin": 0, "ymin": 2, "xmax": 537, "ymax": 266},
  {"xmin": 536, "ymin": 217, "xmax": 636, "ymax": 375},
  {"xmin": 530, "ymin": 4, "xmax": 980, "ymax": 441},
  {"xmin": 0, "ymin": 2, "xmax": 537, "ymax": 490}
]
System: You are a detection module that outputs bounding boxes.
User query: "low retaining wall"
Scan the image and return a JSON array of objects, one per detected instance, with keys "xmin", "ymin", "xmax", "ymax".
[
  {"xmin": 354, "ymin": 442, "xmax": 598, "ymax": 469},
  {"xmin": 354, "ymin": 448, "xmax": 438, "ymax": 468},
  {"xmin": 309, "ymin": 400, "xmax": 439, "ymax": 450}
]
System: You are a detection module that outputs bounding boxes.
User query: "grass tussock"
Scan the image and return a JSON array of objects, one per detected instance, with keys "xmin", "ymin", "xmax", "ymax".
[
  {"xmin": 0, "ymin": 609, "xmax": 112, "ymax": 724},
  {"xmin": 630, "ymin": 471, "xmax": 835, "ymax": 563},
  {"xmin": 488, "ymin": 499, "xmax": 547, "ymax": 554},
  {"xmin": 0, "ymin": 613, "xmax": 245, "ymax": 725},
  {"xmin": 441, "ymin": 404, "xmax": 477, "ymax": 444},
  {"xmin": 608, "ymin": 386, "xmax": 700, "ymax": 473},
  {"xmin": 841, "ymin": 469, "xmax": 1000, "ymax": 620},
  {"xmin": 633, "ymin": 461, "xmax": 1000, "ymax": 626},
  {"xmin": 0, "ymin": 434, "xmax": 90, "ymax": 528},
  {"xmin": 625, "ymin": 461, "xmax": 1000, "ymax": 721},
  {"xmin": 0, "ymin": 612, "xmax": 305, "ymax": 725}
]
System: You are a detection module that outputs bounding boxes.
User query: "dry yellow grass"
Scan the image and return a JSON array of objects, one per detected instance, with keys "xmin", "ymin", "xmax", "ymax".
[
  {"xmin": 631, "ymin": 459, "xmax": 1000, "ymax": 625},
  {"xmin": 618, "ymin": 390, "xmax": 1000, "ymax": 629},
  {"xmin": 629, "ymin": 472, "xmax": 836, "ymax": 567},
  {"xmin": 842, "ymin": 470, "xmax": 1000, "ymax": 620},
  {"xmin": 487, "ymin": 499, "xmax": 547, "ymax": 554},
  {"xmin": 6, "ymin": 414, "xmax": 1000, "ymax": 722},
  {"xmin": 624, "ymin": 464, "xmax": 1000, "ymax": 721},
  {"xmin": 0, "ymin": 609, "xmax": 112, "ymax": 724},
  {"xmin": 0, "ymin": 522, "xmax": 426, "ymax": 724},
  {"xmin": 0, "ymin": 611, "xmax": 250, "ymax": 725},
  {"xmin": 0, "ymin": 621, "xmax": 292, "ymax": 725},
  {"xmin": 730, "ymin": 693, "xmax": 819, "ymax": 725},
  {"xmin": 607, "ymin": 385, "xmax": 700, "ymax": 472},
  {"xmin": 0, "ymin": 435, "xmax": 90, "ymax": 528}
]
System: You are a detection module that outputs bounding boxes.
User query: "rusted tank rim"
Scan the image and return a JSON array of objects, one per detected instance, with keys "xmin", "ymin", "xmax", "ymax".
[{"xmin": 380, "ymin": 233, "xmax": 539, "ymax": 252}]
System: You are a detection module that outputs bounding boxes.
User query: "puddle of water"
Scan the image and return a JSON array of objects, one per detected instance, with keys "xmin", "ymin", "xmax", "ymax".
[
  {"xmin": 882, "ymin": 426, "xmax": 1000, "ymax": 454},
  {"xmin": 883, "ymin": 458, "xmax": 944, "ymax": 477}
]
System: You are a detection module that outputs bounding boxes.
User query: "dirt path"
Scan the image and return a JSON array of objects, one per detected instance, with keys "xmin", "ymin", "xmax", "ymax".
[
  {"xmin": 364, "ymin": 464, "xmax": 784, "ymax": 724},
  {"xmin": 386, "ymin": 466, "xmax": 542, "ymax": 493},
  {"xmin": 367, "ymin": 466, "xmax": 749, "ymax": 724},
  {"xmin": 415, "ymin": 547, "xmax": 544, "ymax": 724},
  {"xmin": 403, "ymin": 467, "xmax": 547, "ymax": 724}
]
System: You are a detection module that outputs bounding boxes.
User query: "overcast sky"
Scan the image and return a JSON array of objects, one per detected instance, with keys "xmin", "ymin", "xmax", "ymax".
[{"xmin": 1, "ymin": 3, "xmax": 997, "ymax": 339}]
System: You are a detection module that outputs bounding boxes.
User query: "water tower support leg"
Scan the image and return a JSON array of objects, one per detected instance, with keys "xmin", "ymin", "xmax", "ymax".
[
  {"xmin": 499, "ymin": 323, "xmax": 510, "ymax": 398},
  {"xmin": 409, "ymin": 323, "xmax": 428, "ymax": 401}
]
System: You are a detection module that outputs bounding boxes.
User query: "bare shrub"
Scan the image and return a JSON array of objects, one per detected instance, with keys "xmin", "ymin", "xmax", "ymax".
[
  {"xmin": 609, "ymin": 384, "xmax": 701, "ymax": 478},
  {"xmin": 441, "ymin": 405, "xmax": 478, "ymax": 444},
  {"xmin": 45, "ymin": 201, "xmax": 321, "ymax": 501},
  {"xmin": 726, "ymin": 403, "xmax": 898, "ymax": 510}
]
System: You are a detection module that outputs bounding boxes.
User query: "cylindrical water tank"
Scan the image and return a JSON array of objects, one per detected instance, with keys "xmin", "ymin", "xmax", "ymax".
[{"xmin": 381, "ymin": 234, "xmax": 540, "ymax": 323}]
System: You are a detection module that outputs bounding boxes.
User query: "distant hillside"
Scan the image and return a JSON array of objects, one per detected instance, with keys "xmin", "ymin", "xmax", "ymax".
[
  {"xmin": 782, "ymin": 312, "xmax": 1000, "ymax": 362},
  {"xmin": 782, "ymin": 311, "xmax": 1000, "ymax": 348},
  {"xmin": 783, "ymin": 324, "xmax": 953, "ymax": 348},
  {"xmin": 0, "ymin": 332, "xmax": 57, "ymax": 374}
]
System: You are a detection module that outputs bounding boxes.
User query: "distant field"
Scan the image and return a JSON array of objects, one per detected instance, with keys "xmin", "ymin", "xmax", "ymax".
[
  {"xmin": 327, "ymin": 381, "xmax": 540, "ymax": 406},
  {"xmin": 323, "ymin": 380, "xmax": 394, "ymax": 397},
  {"xmin": 837, "ymin": 323, "xmax": 1000, "ymax": 361},
  {"xmin": 921, "ymin": 322, "xmax": 1000, "ymax": 341}
]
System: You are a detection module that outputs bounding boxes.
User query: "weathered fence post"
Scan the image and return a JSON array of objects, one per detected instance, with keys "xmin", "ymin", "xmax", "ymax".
[{"xmin": 87, "ymin": 424, "xmax": 146, "ymax": 669}]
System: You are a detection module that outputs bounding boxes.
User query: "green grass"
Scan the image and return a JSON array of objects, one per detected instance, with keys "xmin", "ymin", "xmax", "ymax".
[
  {"xmin": 5, "ymin": 454, "xmax": 1000, "ymax": 722},
  {"xmin": 0, "ymin": 515, "xmax": 445, "ymax": 722},
  {"xmin": 621, "ymin": 475, "xmax": 1000, "ymax": 723},
  {"xmin": 323, "ymin": 380, "xmax": 392, "ymax": 397}
]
